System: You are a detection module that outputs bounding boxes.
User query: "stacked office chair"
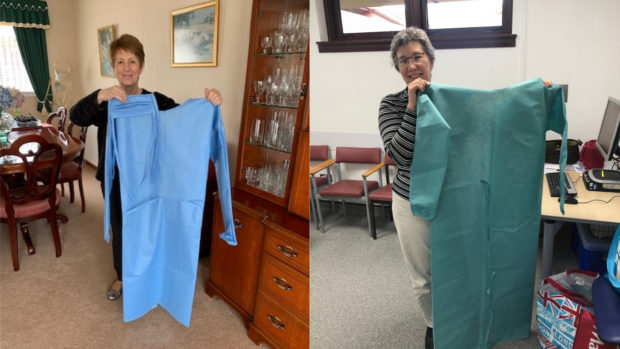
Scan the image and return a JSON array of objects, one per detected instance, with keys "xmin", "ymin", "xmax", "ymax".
[
  {"xmin": 365, "ymin": 153, "xmax": 396, "ymax": 239},
  {"xmin": 311, "ymin": 146, "xmax": 382, "ymax": 235},
  {"xmin": 309, "ymin": 145, "xmax": 333, "ymax": 230}
]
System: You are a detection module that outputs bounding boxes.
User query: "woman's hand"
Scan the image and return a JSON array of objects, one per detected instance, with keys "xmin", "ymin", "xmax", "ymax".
[
  {"xmin": 97, "ymin": 86, "xmax": 128, "ymax": 104},
  {"xmin": 205, "ymin": 88, "xmax": 223, "ymax": 106},
  {"xmin": 406, "ymin": 78, "xmax": 430, "ymax": 111},
  {"xmin": 542, "ymin": 78, "xmax": 552, "ymax": 87}
]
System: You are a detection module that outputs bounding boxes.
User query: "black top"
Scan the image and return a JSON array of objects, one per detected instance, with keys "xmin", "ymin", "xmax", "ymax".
[{"xmin": 69, "ymin": 88, "xmax": 178, "ymax": 182}]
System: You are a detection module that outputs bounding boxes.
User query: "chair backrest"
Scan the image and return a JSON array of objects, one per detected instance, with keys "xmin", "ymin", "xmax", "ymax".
[
  {"xmin": 46, "ymin": 106, "xmax": 67, "ymax": 132},
  {"xmin": 67, "ymin": 122, "xmax": 87, "ymax": 167},
  {"xmin": 335, "ymin": 147, "xmax": 381, "ymax": 164},
  {"xmin": 0, "ymin": 134, "xmax": 63, "ymax": 209},
  {"xmin": 67, "ymin": 121, "xmax": 87, "ymax": 143},
  {"xmin": 310, "ymin": 145, "xmax": 329, "ymax": 161},
  {"xmin": 383, "ymin": 153, "xmax": 396, "ymax": 184}
]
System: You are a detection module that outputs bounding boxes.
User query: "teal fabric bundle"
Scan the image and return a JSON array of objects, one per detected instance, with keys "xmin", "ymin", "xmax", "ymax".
[{"xmin": 410, "ymin": 79, "xmax": 567, "ymax": 348}]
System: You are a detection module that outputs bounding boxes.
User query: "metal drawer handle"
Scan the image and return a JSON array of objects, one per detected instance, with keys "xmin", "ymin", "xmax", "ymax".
[
  {"xmin": 277, "ymin": 245, "xmax": 298, "ymax": 258},
  {"xmin": 234, "ymin": 218, "xmax": 243, "ymax": 229},
  {"xmin": 267, "ymin": 314, "xmax": 286, "ymax": 330},
  {"xmin": 273, "ymin": 277, "xmax": 292, "ymax": 291}
]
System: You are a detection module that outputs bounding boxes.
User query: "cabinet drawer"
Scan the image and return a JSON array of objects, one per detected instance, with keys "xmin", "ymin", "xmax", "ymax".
[
  {"xmin": 259, "ymin": 254, "xmax": 309, "ymax": 321},
  {"xmin": 264, "ymin": 226, "xmax": 309, "ymax": 275},
  {"xmin": 254, "ymin": 292, "xmax": 309, "ymax": 349}
]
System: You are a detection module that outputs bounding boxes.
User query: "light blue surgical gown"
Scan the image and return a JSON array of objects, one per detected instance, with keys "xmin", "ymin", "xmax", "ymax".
[
  {"xmin": 104, "ymin": 94, "xmax": 236, "ymax": 327},
  {"xmin": 410, "ymin": 79, "xmax": 567, "ymax": 348}
]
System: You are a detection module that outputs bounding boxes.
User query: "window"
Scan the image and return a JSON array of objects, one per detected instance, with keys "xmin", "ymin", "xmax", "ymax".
[
  {"xmin": 0, "ymin": 25, "xmax": 34, "ymax": 92},
  {"xmin": 318, "ymin": 0, "xmax": 515, "ymax": 52}
]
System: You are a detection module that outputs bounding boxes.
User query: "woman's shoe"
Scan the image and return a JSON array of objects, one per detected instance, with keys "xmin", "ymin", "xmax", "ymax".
[{"xmin": 106, "ymin": 280, "xmax": 122, "ymax": 301}]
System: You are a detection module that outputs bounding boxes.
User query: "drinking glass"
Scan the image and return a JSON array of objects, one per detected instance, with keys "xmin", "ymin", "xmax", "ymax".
[
  {"xmin": 273, "ymin": 66, "xmax": 282, "ymax": 84},
  {"xmin": 284, "ymin": 112, "xmax": 295, "ymax": 152},
  {"xmin": 261, "ymin": 36, "xmax": 271, "ymax": 54},
  {"xmin": 264, "ymin": 76, "xmax": 274, "ymax": 104},
  {"xmin": 272, "ymin": 31, "xmax": 285, "ymax": 54},
  {"xmin": 266, "ymin": 113, "xmax": 280, "ymax": 149},
  {"xmin": 268, "ymin": 81, "xmax": 279, "ymax": 105},
  {"xmin": 276, "ymin": 159, "xmax": 290, "ymax": 196},
  {"xmin": 245, "ymin": 167, "xmax": 258, "ymax": 187},
  {"xmin": 253, "ymin": 80, "xmax": 265, "ymax": 103},
  {"xmin": 258, "ymin": 166, "xmax": 270, "ymax": 192},
  {"xmin": 279, "ymin": 12, "xmax": 289, "ymax": 32},
  {"xmin": 286, "ymin": 33, "xmax": 297, "ymax": 53},
  {"xmin": 249, "ymin": 118, "xmax": 264, "ymax": 145},
  {"xmin": 279, "ymin": 79, "xmax": 290, "ymax": 106}
]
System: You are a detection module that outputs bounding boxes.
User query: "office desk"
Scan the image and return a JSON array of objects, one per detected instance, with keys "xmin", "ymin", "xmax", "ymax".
[{"xmin": 541, "ymin": 170, "xmax": 620, "ymax": 277}]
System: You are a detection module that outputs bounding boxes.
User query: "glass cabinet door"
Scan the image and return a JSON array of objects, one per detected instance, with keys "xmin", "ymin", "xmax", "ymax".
[{"xmin": 236, "ymin": 0, "xmax": 309, "ymax": 207}]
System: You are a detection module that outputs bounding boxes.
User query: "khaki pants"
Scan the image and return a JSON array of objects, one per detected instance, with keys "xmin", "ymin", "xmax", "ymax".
[{"xmin": 392, "ymin": 193, "xmax": 432, "ymax": 328}]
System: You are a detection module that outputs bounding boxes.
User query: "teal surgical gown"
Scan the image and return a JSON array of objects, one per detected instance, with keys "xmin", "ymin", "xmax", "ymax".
[
  {"xmin": 105, "ymin": 94, "xmax": 236, "ymax": 327},
  {"xmin": 410, "ymin": 79, "xmax": 567, "ymax": 348}
]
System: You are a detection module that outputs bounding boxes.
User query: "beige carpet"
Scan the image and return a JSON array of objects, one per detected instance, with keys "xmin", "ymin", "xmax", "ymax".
[{"xmin": 0, "ymin": 166, "xmax": 260, "ymax": 349}]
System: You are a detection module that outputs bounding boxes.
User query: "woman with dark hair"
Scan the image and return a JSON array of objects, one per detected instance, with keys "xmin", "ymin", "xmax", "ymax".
[
  {"xmin": 379, "ymin": 27, "xmax": 551, "ymax": 348},
  {"xmin": 70, "ymin": 33, "xmax": 223, "ymax": 301}
]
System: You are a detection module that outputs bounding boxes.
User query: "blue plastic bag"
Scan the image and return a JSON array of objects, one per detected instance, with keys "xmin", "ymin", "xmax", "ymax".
[{"xmin": 607, "ymin": 225, "xmax": 620, "ymax": 292}]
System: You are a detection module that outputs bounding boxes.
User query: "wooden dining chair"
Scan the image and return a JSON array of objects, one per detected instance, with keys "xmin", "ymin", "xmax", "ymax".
[
  {"xmin": 46, "ymin": 106, "xmax": 67, "ymax": 132},
  {"xmin": 58, "ymin": 122, "xmax": 88, "ymax": 212},
  {"xmin": 0, "ymin": 134, "xmax": 64, "ymax": 271}
]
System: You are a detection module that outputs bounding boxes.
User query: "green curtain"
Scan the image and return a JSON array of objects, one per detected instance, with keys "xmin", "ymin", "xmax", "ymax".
[
  {"xmin": 1, "ymin": 0, "xmax": 52, "ymax": 112},
  {"xmin": 0, "ymin": 0, "xmax": 50, "ymax": 28},
  {"xmin": 14, "ymin": 27, "xmax": 52, "ymax": 111}
]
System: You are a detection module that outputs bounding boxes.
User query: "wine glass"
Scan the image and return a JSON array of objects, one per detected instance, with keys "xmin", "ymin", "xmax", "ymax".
[
  {"xmin": 253, "ymin": 80, "xmax": 265, "ymax": 103},
  {"xmin": 279, "ymin": 11, "xmax": 289, "ymax": 32},
  {"xmin": 260, "ymin": 36, "xmax": 271, "ymax": 54},
  {"xmin": 273, "ymin": 66, "xmax": 282, "ymax": 84},
  {"xmin": 264, "ymin": 76, "xmax": 273, "ymax": 104},
  {"xmin": 272, "ymin": 31, "xmax": 285, "ymax": 54},
  {"xmin": 268, "ymin": 81, "xmax": 279, "ymax": 105},
  {"xmin": 279, "ymin": 79, "xmax": 290, "ymax": 106}
]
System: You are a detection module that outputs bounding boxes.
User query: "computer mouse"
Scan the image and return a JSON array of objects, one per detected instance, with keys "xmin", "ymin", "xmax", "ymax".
[{"xmin": 559, "ymin": 196, "xmax": 578, "ymax": 205}]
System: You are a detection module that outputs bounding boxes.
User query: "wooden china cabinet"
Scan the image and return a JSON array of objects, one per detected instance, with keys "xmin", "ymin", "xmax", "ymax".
[{"xmin": 205, "ymin": 0, "xmax": 309, "ymax": 348}]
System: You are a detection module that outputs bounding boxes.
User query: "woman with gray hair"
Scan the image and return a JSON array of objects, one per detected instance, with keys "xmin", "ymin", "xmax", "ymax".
[
  {"xmin": 378, "ymin": 26, "xmax": 435, "ymax": 349},
  {"xmin": 378, "ymin": 27, "xmax": 551, "ymax": 349}
]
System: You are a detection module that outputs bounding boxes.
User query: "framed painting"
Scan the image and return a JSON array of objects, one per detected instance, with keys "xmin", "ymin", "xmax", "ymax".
[
  {"xmin": 97, "ymin": 25, "xmax": 116, "ymax": 77},
  {"xmin": 171, "ymin": 1, "xmax": 219, "ymax": 67}
]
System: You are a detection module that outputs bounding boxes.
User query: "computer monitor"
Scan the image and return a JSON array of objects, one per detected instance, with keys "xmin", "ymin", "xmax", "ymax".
[{"xmin": 595, "ymin": 96, "xmax": 620, "ymax": 162}]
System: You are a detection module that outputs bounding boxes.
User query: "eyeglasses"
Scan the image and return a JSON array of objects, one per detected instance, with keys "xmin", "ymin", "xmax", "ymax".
[{"xmin": 398, "ymin": 52, "xmax": 426, "ymax": 67}]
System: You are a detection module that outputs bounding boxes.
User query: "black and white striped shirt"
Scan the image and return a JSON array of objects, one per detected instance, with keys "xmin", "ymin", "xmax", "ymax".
[{"xmin": 378, "ymin": 88, "xmax": 417, "ymax": 200}]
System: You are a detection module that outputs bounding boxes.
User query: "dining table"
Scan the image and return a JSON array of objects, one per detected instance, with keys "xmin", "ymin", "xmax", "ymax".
[
  {"xmin": 0, "ymin": 123, "xmax": 85, "ymax": 255},
  {"xmin": 3, "ymin": 123, "xmax": 83, "ymax": 160}
]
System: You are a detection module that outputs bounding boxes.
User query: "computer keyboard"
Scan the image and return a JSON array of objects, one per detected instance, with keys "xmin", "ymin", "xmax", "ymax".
[{"xmin": 546, "ymin": 171, "xmax": 577, "ymax": 197}]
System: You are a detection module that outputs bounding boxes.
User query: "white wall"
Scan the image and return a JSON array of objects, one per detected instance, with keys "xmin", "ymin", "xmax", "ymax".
[
  {"xmin": 523, "ymin": 0, "xmax": 620, "ymax": 142},
  {"xmin": 310, "ymin": 0, "xmax": 620, "ymax": 152},
  {"xmin": 45, "ymin": 0, "xmax": 253, "ymax": 172}
]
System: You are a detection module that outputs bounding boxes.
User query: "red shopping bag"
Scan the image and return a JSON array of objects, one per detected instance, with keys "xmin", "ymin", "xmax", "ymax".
[
  {"xmin": 537, "ymin": 270, "xmax": 616, "ymax": 349},
  {"xmin": 579, "ymin": 140, "xmax": 604, "ymax": 170}
]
